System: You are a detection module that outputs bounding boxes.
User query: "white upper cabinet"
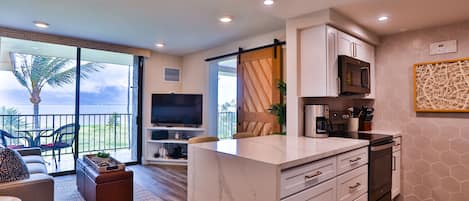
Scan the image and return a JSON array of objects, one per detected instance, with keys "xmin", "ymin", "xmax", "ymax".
[
  {"xmin": 300, "ymin": 25, "xmax": 339, "ymax": 97},
  {"xmin": 337, "ymin": 31, "xmax": 355, "ymax": 57},
  {"xmin": 300, "ymin": 25, "xmax": 376, "ymax": 98}
]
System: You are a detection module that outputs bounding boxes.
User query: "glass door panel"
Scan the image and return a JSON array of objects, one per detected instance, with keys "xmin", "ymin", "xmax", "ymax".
[
  {"xmin": 217, "ymin": 58, "xmax": 237, "ymax": 139},
  {"xmin": 79, "ymin": 48, "xmax": 138, "ymax": 163},
  {"xmin": 0, "ymin": 37, "xmax": 77, "ymax": 173}
]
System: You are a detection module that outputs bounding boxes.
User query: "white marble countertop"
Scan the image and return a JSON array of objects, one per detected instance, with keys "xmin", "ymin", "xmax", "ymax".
[
  {"xmin": 190, "ymin": 135, "xmax": 369, "ymax": 169},
  {"xmin": 360, "ymin": 130, "xmax": 402, "ymax": 137}
]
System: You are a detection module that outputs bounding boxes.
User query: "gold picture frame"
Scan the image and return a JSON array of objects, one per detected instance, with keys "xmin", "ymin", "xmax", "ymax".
[{"xmin": 414, "ymin": 57, "xmax": 469, "ymax": 112}]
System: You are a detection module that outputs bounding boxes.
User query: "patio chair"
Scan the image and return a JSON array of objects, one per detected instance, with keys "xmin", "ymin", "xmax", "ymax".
[
  {"xmin": 38, "ymin": 124, "xmax": 78, "ymax": 168},
  {"xmin": 0, "ymin": 129, "xmax": 30, "ymax": 149}
]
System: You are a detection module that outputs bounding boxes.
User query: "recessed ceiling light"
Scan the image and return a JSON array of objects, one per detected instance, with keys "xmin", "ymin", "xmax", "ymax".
[
  {"xmin": 155, "ymin": 43, "xmax": 165, "ymax": 48},
  {"xmin": 219, "ymin": 16, "xmax": 233, "ymax": 23},
  {"xmin": 378, "ymin": 16, "xmax": 389, "ymax": 22},
  {"xmin": 264, "ymin": 0, "xmax": 275, "ymax": 5},
  {"xmin": 33, "ymin": 21, "xmax": 49, "ymax": 28}
]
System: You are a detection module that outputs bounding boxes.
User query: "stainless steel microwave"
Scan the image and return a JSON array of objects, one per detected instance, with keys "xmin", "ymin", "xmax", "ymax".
[{"xmin": 338, "ymin": 55, "xmax": 371, "ymax": 95}]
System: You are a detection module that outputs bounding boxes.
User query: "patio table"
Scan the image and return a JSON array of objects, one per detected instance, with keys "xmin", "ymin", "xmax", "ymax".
[{"xmin": 16, "ymin": 128, "xmax": 53, "ymax": 147}]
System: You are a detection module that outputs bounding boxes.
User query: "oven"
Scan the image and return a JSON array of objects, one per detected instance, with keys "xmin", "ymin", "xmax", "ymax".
[
  {"xmin": 369, "ymin": 139, "xmax": 394, "ymax": 201},
  {"xmin": 338, "ymin": 55, "xmax": 371, "ymax": 95}
]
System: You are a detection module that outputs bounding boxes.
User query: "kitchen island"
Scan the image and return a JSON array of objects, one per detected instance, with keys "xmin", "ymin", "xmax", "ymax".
[{"xmin": 188, "ymin": 135, "xmax": 369, "ymax": 201}]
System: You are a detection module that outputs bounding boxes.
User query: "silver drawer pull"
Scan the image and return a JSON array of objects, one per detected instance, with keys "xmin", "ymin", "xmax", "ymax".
[
  {"xmin": 349, "ymin": 157, "xmax": 362, "ymax": 163},
  {"xmin": 394, "ymin": 143, "xmax": 401, "ymax": 146},
  {"xmin": 305, "ymin": 171, "xmax": 322, "ymax": 180},
  {"xmin": 349, "ymin": 182, "xmax": 361, "ymax": 190}
]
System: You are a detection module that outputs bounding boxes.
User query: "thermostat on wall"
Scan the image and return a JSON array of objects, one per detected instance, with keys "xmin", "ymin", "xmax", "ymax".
[{"xmin": 430, "ymin": 40, "xmax": 457, "ymax": 55}]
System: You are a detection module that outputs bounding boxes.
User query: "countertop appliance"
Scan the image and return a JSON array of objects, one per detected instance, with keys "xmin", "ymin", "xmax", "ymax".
[
  {"xmin": 338, "ymin": 55, "xmax": 371, "ymax": 95},
  {"xmin": 304, "ymin": 104, "xmax": 331, "ymax": 138},
  {"xmin": 330, "ymin": 131, "xmax": 394, "ymax": 201}
]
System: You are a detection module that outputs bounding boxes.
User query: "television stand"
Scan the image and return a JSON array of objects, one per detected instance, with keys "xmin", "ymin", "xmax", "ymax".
[{"xmin": 144, "ymin": 126, "xmax": 206, "ymax": 166}]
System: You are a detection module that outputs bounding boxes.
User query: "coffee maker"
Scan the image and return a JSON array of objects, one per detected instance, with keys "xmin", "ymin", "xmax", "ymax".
[{"xmin": 304, "ymin": 104, "xmax": 331, "ymax": 138}]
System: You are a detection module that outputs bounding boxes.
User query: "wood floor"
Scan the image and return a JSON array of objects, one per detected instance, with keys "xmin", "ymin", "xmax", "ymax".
[
  {"xmin": 128, "ymin": 165, "xmax": 187, "ymax": 201},
  {"xmin": 55, "ymin": 165, "xmax": 187, "ymax": 201}
]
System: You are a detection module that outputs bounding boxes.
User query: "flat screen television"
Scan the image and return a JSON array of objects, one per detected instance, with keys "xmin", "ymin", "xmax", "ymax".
[{"xmin": 151, "ymin": 94, "xmax": 203, "ymax": 126}]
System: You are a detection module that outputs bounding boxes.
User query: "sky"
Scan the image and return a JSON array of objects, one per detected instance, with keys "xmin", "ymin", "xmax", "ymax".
[
  {"xmin": 0, "ymin": 62, "xmax": 133, "ymax": 114},
  {"xmin": 218, "ymin": 74, "xmax": 237, "ymax": 106},
  {"xmin": 217, "ymin": 58, "xmax": 237, "ymax": 110}
]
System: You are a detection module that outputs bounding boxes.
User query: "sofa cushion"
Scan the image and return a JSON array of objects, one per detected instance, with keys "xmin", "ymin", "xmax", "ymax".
[
  {"xmin": 26, "ymin": 163, "xmax": 47, "ymax": 174},
  {"xmin": 22, "ymin": 155, "xmax": 45, "ymax": 164},
  {"xmin": 0, "ymin": 148, "xmax": 30, "ymax": 183}
]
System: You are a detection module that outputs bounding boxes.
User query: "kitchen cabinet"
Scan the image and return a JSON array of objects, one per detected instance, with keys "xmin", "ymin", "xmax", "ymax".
[
  {"xmin": 281, "ymin": 148, "xmax": 368, "ymax": 201},
  {"xmin": 337, "ymin": 165, "xmax": 368, "ymax": 201},
  {"xmin": 338, "ymin": 31, "xmax": 372, "ymax": 61},
  {"xmin": 189, "ymin": 135, "xmax": 370, "ymax": 201},
  {"xmin": 300, "ymin": 25, "xmax": 375, "ymax": 98},
  {"xmin": 281, "ymin": 157, "xmax": 337, "ymax": 197},
  {"xmin": 337, "ymin": 31, "xmax": 355, "ymax": 57},
  {"xmin": 300, "ymin": 24, "xmax": 338, "ymax": 97},
  {"xmin": 282, "ymin": 179, "xmax": 337, "ymax": 201},
  {"xmin": 392, "ymin": 137, "xmax": 401, "ymax": 199}
]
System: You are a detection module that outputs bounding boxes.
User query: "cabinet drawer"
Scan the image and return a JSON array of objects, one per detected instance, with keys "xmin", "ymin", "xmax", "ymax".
[
  {"xmin": 337, "ymin": 147, "xmax": 368, "ymax": 175},
  {"xmin": 393, "ymin": 137, "xmax": 401, "ymax": 152},
  {"xmin": 337, "ymin": 165, "xmax": 368, "ymax": 201},
  {"xmin": 281, "ymin": 157, "xmax": 337, "ymax": 198},
  {"xmin": 282, "ymin": 178, "xmax": 337, "ymax": 201},
  {"xmin": 353, "ymin": 193, "xmax": 367, "ymax": 201}
]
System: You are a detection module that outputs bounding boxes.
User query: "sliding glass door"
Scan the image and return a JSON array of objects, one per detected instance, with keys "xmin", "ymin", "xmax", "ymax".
[
  {"xmin": 79, "ymin": 48, "xmax": 138, "ymax": 163},
  {"xmin": 207, "ymin": 57, "xmax": 237, "ymax": 139},
  {"xmin": 0, "ymin": 37, "xmax": 77, "ymax": 173},
  {"xmin": 0, "ymin": 36, "xmax": 141, "ymax": 174}
]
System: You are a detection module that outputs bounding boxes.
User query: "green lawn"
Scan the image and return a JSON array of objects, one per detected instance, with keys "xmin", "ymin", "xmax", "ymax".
[{"xmin": 40, "ymin": 124, "xmax": 131, "ymax": 156}]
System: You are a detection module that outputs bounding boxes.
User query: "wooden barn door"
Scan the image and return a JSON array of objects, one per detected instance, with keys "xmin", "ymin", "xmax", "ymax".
[{"xmin": 237, "ymin": 46, "xmax": 282, "ymax": 136}]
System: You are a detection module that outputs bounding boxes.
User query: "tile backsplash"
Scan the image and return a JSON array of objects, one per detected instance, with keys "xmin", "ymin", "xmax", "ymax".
[{"xmin": 302, "ymin": 97, "xmax": 374, "ymax": 131}]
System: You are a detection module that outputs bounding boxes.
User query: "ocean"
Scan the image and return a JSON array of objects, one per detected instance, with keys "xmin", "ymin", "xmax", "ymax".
[{"xmin": 5, "ymin": 104, "xmax": 131, "ymax": 115}]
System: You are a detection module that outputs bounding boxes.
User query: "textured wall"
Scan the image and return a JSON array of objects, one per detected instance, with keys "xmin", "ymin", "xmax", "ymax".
[{"xmin": 373, "ymin": 21, "xmax": 469, "ymax": 201}]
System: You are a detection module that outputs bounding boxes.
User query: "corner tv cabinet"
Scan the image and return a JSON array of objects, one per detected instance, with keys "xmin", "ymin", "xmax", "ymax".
[{"xmin": 144, "ymin": 126, "xmax": 205, "ymax": 166}]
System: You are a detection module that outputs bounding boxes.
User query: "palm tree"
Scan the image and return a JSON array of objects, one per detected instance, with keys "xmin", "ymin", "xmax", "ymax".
[
  {"xmin": 10, "ymin": 53, "xmax": 101, "ymax": 128},
  {"xmin": 0, "ymin": 106, "xmax": 26, "ymax": 132}
]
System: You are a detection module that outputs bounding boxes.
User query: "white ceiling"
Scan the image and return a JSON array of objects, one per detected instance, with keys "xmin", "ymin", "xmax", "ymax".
[
  {"xmin": 0, "ymin": 0, "xmax": 287, "ymax": 55},
  {"xmin": 334, "ymin": 0, "xmax": 469, "ymax": 35},
  {"xmin": 0, "ymin": 0, "xmax": 366, "ymax": 56},
  {"xmin": 1, "ymin": 0, "xmax": 469, "ymax": 56}
]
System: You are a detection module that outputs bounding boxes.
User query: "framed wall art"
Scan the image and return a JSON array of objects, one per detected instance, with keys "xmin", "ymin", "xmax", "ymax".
[{"xmin": 414, "ymin": 58, "xmax": 469, "ymax": 112}]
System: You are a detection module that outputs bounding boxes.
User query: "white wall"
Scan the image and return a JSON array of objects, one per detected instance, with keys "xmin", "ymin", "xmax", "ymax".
[
  {"xmin": 143, "ymin": 51, "xmax": 183, "ymax": 128},
  {"xmin": 181, "ymin": 29, "xmax": 286, "ymax": 134}
]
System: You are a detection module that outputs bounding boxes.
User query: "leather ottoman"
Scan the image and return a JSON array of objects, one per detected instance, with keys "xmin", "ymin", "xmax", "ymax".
[{"xmin": 76, "ymin": 158, "xmax": 133, "ymax": 201}]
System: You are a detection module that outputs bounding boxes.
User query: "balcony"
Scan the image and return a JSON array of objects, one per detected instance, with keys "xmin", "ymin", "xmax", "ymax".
[
  {"xmin": 1, "ymin": 111, "xmax": 237, "ymax": 173},
  {"xmin": 217, "ymin": 111, "xmax": 236, "ymax": 139},
  {"xmin": 0, "ymin": 113, "xmax": 135, "ymax": 173}
]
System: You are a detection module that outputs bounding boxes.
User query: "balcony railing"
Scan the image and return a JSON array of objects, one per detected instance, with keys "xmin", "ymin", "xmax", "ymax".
[
  {"xmin": 218, "ymin": 111, "xmax": 236, "ymax": 139},
  {"xmin": 0, "ymin": 113, "xmax": 132, "ymax": 156},
  {"xmin": 1, "ymin": 111, "xmax": 237, "ymax": 154}
]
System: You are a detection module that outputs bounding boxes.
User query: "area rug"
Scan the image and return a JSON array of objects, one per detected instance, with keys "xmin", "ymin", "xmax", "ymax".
[{"xmin": 54, "ymin": 175, "xmax": 164, "ymax": 201}]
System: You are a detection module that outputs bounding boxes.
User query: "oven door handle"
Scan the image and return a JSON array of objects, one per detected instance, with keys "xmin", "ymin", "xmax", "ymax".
[{"xmin": 370, "ymin": 142, "xmax": 394, "ymax": 151}]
